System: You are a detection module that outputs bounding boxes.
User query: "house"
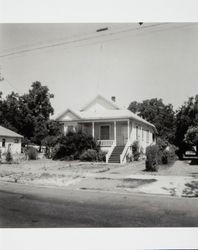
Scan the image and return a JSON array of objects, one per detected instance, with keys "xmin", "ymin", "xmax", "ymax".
[
  {"xmin": 56, "ymin": 95, "xmax": 157, "ymax": 163},
  {"xmin": 0, "ymin": 126, "xmax": 23, "ymax": 154}
]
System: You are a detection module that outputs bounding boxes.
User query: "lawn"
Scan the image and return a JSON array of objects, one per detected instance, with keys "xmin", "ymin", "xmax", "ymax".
[{"xmin": 0, "ymin": 157, "xmax": 198, "ymax": 197}]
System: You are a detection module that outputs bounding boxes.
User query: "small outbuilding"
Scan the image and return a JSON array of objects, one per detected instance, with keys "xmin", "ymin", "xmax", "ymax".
[{"xmin": 0, "ymin": 125, "xmax": 23, "ymax": 154}]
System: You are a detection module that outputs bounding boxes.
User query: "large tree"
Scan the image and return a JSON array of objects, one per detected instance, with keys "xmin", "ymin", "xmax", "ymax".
[
  {"xmin": 128, "ymin": 98, "xmax": 176, "ymax": 143},
  {"xmin": 0, "ymin": 81, "xmax": 55, "ymax": 147},
  {"xmin": 174, "ymin": 95, "xmax": 198, "ymax": 157}
]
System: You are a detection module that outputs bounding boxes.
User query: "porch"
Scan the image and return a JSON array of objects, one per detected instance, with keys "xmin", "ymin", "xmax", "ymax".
[{"xmin": 78, "ymin": 120, "xmax": 130, "ymax": 148}]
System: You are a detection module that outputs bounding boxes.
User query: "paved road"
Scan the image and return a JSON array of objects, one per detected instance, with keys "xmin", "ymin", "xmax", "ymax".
[{"xmin": 1, "ymin": 181, "xmax": 198, "ymax": 227}]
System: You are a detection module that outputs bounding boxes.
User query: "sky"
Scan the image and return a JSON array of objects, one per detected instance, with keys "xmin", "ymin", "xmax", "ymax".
[{"xmin": 0, "ymin": 23, "xmax": 198, "ymax": 117}]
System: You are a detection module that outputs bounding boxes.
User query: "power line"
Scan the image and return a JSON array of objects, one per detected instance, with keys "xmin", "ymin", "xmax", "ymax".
[{"xmin": 0, "ymin": 23, "xmax": 167, "ymax": 58}]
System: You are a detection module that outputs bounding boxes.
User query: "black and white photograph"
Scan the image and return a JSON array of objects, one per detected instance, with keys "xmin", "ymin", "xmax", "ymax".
[
  {"xmin": 1, "ymin": 1, "xmax": 198, "ymax": 249},
  {"xmin": 1, "ymin": 22, "xmax": 198, "ymax": 228}
]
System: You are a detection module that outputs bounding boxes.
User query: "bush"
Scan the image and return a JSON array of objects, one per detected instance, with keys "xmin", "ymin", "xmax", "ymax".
[
  {"xmin": 156, "ymin": 138, "xmax": 169, "ymax": 151},
  {"xmin": 145, "ymin": 144, "xmax": 160, "ymax": 171},
  {"xmin": 52, "ymin": 131, "xmax": 98, "ymax": 160},
  {"xmin": 161, "ymin": 145, "xmax": 177, "ymax": 164},
  {"xmin": 132, "ymin": 141, "xmax": 140, "ymax": 161},
  {"xmin": 27, "ymin": 147, "xmax": 38, "ymax": 160},
  {"xmin": 145, "ymin": 139, "xmax": 177, "ymax": 171},
  {"xmin": 79, "ymin": 149, "xmax": 107, "ymax": 162},
  {"xmin": 79, "ymin": 149, "xmax": 97, "ymax": 161},
  {"xmin": 97, "ymin": 150, "xmax": 107, "ymax": 162},
  {"xmin": 6, "ymin": 150, "xmax": 13, "ymax": 163}
]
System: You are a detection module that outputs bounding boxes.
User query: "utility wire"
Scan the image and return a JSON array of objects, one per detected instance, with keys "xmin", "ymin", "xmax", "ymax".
[{"xmin": 0, "ymin": 23, "xmax": 166, "ymax": 58}]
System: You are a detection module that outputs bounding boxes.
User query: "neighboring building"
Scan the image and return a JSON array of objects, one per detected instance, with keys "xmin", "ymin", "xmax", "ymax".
[
  {"xmin": 56, "ymin": 95, "xmax": 157, "ymax": 163},
  {"xmin": 0, "ymin": 126, "xmax": 23, "ymax": 154}
]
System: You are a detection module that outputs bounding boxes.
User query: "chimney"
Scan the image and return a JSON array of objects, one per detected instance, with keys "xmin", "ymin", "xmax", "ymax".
[{"xmin": 111, "ymin": 96, "xmax": 116, "ymax": 102}]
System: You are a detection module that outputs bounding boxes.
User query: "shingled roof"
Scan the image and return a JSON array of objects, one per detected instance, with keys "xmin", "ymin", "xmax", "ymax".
[{"xmin": 0, "ymin": 126, "xmax": 23, "ymax": 138}]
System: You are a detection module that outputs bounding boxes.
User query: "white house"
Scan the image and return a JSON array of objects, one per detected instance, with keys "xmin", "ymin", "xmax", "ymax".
[
  {"xmin": 56, "ymin": 95, "xmax": 157, "ymax": 163},
  {"xmin": 0, "ymin": 126, "xmax": 23, "ymax": 154}
]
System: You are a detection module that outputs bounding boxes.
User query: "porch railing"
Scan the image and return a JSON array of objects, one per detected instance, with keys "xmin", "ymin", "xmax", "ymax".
[
  {"xmin": 120, "ymin": 140, "xmax": 131, "ymax": 164},
  {"xmin": 97, "ymin": 140, "xmax": 114, "ymax": 147},
  {"xmin": 105, "ymin": 140, "xmax": 116, "ymax": 163}
]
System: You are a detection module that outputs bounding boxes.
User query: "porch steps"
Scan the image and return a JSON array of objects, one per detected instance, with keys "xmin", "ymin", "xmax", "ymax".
[{"xmin": 108, "ymin": 146, "xmax": 125, "ymax": 163}]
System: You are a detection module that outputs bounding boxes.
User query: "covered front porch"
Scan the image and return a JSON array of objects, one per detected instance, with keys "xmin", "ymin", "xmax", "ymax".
[{"xmin": 78, "ymin": 120, "xmax": 130, "ymax": 148}]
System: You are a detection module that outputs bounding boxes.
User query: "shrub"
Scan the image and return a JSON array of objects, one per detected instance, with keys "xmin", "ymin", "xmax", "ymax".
[
  {"xmin": 132, "ymin": 141, "xmax": 140, "ymax": 161},
  {"xmin": 52, "ymin": 131, "xmax": 98, "ymax": 160},
  {"xmin": 6, "ymin": 150, "xmax": 13, "ymax": 163},
  {"xmin": 156, "ymin": 138, "xmax": 169, "ymax": 151},
  {"xmin": 126, "ymin": 151, "xmax": 133, "ymax": 163},
  {"xmin": 97, "ymin": 150, "xmax": 107, "ymax": 162},
  {"xmin": 161, "ymin": 145, "xmax": 177, "ymax": 164},
  {"xmin": 145, "ymin": 144, "xmax": 160, "ymax": 171},
  {"xmin": 27, "ymin": 147, "xmax": 38, "ymax": 160},
  {"xmin": 80, "ymin": 149, "xmax": 97, "ymax": 161}
]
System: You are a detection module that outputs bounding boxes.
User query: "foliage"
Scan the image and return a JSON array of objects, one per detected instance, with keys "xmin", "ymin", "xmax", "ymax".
[
  {"xmin": 128, "ymin": 98, "xmax": 176, "ymax": 143},
  {"xmin": 0, "ymin": 82, "xmax": 55, "ymax": 148},
  {"xmin": 79, "ymin": 149, "xmax": 98, "ymax": 161},
  {"xmin": 161, "ymin": 145, "xmax": 177, "ymax": 164},
  {"xmin": 5, "ymin": 150, "xmax": 13, "ymax": 163},
  {"xmin": 97, "ymin": 150, "xmax": 107, "ymax": 162},
  {"xmin": 27, "ymin": 147, "xmax": 38, "ymax": 160},
  {"xmin": 174, "ymin": 95, "xmax": 198, "ymax": 158},
  {"xmin": 79, "ymin": 149, "xmax": 106, "ymax": 162},
  {"xmin": 145, "ymin": 145, "xmax": 160, "ymax": 171},
  {"xmin": 132, "ymin": 140, "xmax": 140, "ymax": 161},
  {"xmin": 52, "ymin": 131, "xmax": 98, "ymax": 160},
  {"xmin": 145, "ymin": 139, "xmax": 177, "ymax": 171},
  {"xmin": 156, "ymin": 137, "xmax": 169, "ymax": 151},
  {"xmin": 184, "ymin": 126, "xmax": 198, "ymax": 147}
]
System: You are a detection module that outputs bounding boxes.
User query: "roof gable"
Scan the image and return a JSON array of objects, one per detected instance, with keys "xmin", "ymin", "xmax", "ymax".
[
  {"xmin": 80, "ymin": 95, "xmax": 120, "ymax": 112},
  {"xmin": 56, "ymin": 109, "xmax": 81, "ymax": 121}
]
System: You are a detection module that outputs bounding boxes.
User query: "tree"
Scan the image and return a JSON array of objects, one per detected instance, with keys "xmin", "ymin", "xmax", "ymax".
[
  {"xmin": 128, "ymin": 98, "xmax": 176, "ymax": 143},
  {"xmin": 174, "ymin": 95, "xmax": 198, "ymax": 157},
  {"xmin": 0, "ymin": 82, "xmax": 55, "ymax": 148},
  {"xmin": 184, "ymin": 127, "xmax": 198, "ymax": 155}
]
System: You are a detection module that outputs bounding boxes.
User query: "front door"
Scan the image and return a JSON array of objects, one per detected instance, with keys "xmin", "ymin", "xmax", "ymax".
[
  {"xmin": 100, "ymin": 125, "xmax": 110, "ymax": 140},
  {"xmin": 116, "ymin": 122, "xmax": 128, "ymax": 146}
]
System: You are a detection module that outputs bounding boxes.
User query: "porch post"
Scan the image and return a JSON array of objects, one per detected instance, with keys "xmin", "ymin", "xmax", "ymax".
[
  {"xmin": 114, "ymin": 121, "xmax": 116, "ymax": 144},
  {"xmin": 92, "ymin": 122, "xmax": 95, "ymax": 138},
  {"xmin": 128, "ymin": 119, "xmax": 130, "ymax": 142}
]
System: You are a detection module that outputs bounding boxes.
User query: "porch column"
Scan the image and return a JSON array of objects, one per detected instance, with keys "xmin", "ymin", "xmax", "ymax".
[
  {"xmin": 127, "ymin": 119, "xmax": 130, "ymax": 142},
  {"xmin": 114, "ymin": 121, "xmax": 116, "ymax": 144},
  {"xmin": 92, "ymin": 122, "xmax": 95, "ymax": 138}
]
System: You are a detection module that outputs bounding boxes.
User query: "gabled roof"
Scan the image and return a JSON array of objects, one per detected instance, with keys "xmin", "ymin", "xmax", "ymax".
[
  {"xmin": 56, "ymin": 108, "xmax": 81, "ymax": 121},
  {"xmin": 55, "ymin": 95, "xmax": 157, "ymax": 132},
  {"xmin": 80, "ymin": 94, "xmax": 121, "ymax": 111},
  {"xmin": 0, "ymin": 126, "xmax": 23, "ymax": 138}
]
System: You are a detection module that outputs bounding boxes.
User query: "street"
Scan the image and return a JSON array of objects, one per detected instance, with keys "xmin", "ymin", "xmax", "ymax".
[{"xmin": 0, "ymin": 181, "xmax": 198, "ymax": 227}]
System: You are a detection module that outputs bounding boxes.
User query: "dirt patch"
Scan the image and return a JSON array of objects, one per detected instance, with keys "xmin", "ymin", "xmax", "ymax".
[{"xmin": 117, "ymin": 178, "xmax": 157, "ymax": 189}]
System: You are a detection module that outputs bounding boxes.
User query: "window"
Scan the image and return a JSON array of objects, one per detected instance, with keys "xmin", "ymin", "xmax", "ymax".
[
  {"xmin": 15, "ymin": 139, "xmax": 19, "ymax": 143},
  {"xmin": 2, "ymin": 138, "xmax": 6, "ymax": 147},
  {"xmin": 146, "ymin": 130, "xmax": 149, "ymax": 143},
  {"xmin": 100, "ymin": 125, "xmax": 110, "ymax": 140}
]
